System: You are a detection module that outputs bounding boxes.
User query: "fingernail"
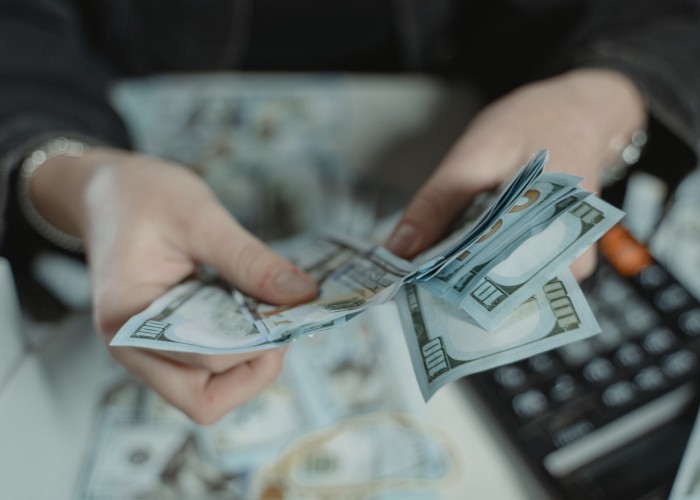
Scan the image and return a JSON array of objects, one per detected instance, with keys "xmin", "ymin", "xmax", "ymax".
[
  {"xmin": 386, "ymin": 223, "xmax": 419, "ymax": 256},
  {"xmin": 274, "ymin": 270, "xmax": 317, "ymax": 297}
]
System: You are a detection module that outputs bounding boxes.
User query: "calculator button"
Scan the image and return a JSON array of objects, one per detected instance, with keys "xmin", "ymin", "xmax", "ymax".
[
  {"xmin": 529, "ymin": 354, "xmax": 556, "ymax": 374},
  {"xmin": 654, "ymin": 284, "xmax": 692, "ymax": 312},
  {"xmin": 549, "ymin": 375, "xmax": 581, "ymax": 403},
  {"xmin": 642, "ymin": 327, "xmax": 675, "ymax": 355},
  {"xmin": 601, "ymin": 381, "xmax": 637, "ymax": 407},
  {"xmin": 623, "ymin": 305, "xmax": 660, "ymax": 334},
  {"xmin": 639, "ymin": 264, "xmax": 669, "ymax": 288},
  {"xmin": 583, "ymin": 357, "xmax": 615, "ymax": 383},
  {"xmin": 661, "ymin": 350, "xmax": 698, "ymax": 379},
  {"xmin": 634, "ymin": 366, "xmax": 665, "ymax": 392},
  {"xmin": 558, "ymin": 340, "xmax": 595, "ymax": 366},
  {"xmin": 679, "ymin": 308, "xmax": 700, "ymax": 337},
  {"xmin": 512, "ymin": 389, "xmax": 548, "ymax": 419},
  {"xmin": 599, "ymin": 278, "xmax": 631, "ymax": 303},
  {"xmin": 494, "ymin": 366, "xmax": 527, "ymax": 389},
  {"xmin": 595, "ymin": 319, "xmax": 624, "ymax": 349},
  {"xmin": 614, "ymin": 343, "xmax": 645, "ymax": 368}
]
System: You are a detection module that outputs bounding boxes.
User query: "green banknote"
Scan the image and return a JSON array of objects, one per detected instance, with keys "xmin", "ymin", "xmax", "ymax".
[{"xmin": 397, "ymin": 271, "xmax": 599, "ymax": 400}]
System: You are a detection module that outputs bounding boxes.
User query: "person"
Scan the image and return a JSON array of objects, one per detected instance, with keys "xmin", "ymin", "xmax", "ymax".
[{"xmin": 1, "ymin": 0, "xmax": 699, "ymax": 425}]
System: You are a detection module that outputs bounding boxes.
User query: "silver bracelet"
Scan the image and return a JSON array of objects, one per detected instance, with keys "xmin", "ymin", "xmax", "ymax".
[
  {"xmin": 601, "ymin": 128, "xmax": 648, "ymax": 186},
  {"xmin": 17, "ymin": 137, "xmax": 91, "ymax": 252}
]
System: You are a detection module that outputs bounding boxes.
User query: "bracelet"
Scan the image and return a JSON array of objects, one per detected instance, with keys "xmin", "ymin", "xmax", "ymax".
[
  {"xmin": 17, "ymin": 137, "xmax": 91, "ymax": 252},
  {"xmin": 601, "ymin": 128, "xmax": 648, "ymax": 186}
]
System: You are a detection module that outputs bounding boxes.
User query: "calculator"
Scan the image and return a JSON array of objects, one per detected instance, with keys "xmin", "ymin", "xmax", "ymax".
[{"xmin": 467, "ymin": 225, "xmax": 700, "ymax": 500}]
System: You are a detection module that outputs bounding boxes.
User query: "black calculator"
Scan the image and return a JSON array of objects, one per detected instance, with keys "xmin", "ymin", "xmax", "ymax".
[{"xmin": 466, "ymin": 225, "xmax": 700, "ymax": 500}]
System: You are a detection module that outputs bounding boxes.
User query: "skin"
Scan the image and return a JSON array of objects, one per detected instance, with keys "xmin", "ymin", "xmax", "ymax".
[
  {"xmin": 29, "ymin": 68, "xmax": 645, "ymax": 424},
  {"xmin": 386, "ymin": 68, "xmax": 647, "ymax": 278},
  {"xmin": 31, "ymin": 151, "xmax": 318, "ymax": 424}
]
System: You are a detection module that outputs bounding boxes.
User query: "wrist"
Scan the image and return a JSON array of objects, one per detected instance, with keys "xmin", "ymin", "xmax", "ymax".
[{"xmin": 25, "ymin": 141, "xmax": 116, "ymax": 248}]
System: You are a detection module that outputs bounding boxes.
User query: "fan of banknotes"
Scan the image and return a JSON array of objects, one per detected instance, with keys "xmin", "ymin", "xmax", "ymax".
[{"xmin": 111, "ymin": 150, "xmax": 624, "ymax": 399}]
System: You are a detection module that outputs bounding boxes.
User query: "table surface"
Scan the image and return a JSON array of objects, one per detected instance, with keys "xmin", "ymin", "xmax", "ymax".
[{"xmin": 0, "ymin": 74, "xmax": 560, "ymax": 500}]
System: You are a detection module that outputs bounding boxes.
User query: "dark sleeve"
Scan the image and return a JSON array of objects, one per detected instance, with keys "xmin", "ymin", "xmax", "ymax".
[
  {"xmin": 0, "ymin": 0, "xmax": 131, "ymax": 250},
  {"xmin": 566, "ymin": 0, "xmax": 700, "ymax": 183},
  {"xmin": 456, "ymin": 0, "xmax": 700, "ymax": 184},
  {"xmin": 0, "ymin": 0, "xmax": 132, "ymax": 318}
]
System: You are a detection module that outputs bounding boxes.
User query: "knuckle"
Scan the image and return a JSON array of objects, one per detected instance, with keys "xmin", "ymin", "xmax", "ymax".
[
  {"xmin": 93, "ymin": 294, "xmax": 119, "ymax": 336},
  {"xmin": 186, "ymin": 405, "xmax": 224, "ymax": 426},
  {"xmin": 182, "ymin": 391, "xmax": 228, "ymax": 426},
  {"xmin": 201, "ymin": 355, "xmax": 233, "ymax": 374}
]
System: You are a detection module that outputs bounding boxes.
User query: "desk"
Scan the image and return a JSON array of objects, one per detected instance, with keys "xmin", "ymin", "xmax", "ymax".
[{"xmin": 0, "ymin": 74, "xmax": 550, "ymax": 499}]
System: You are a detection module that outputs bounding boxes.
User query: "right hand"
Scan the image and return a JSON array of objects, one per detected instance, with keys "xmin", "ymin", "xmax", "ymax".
[
  {"xmin": 30, "ymin": 148, "xmax": 318, "ymax": 424},
  {"xmin": 386, "ymin": 69, "xmax": 646, "ymax": 281}
]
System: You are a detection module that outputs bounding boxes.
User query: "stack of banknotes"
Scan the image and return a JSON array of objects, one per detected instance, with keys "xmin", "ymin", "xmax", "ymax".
[{"xmin": 111, "ymin": 150, "xmax": 624, "ymax": 399}]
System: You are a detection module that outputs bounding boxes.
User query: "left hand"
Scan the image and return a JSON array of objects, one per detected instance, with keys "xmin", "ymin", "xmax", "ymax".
[{"xmin": 386, "ymin": 68, "xmax": 646, "ymax": 280}]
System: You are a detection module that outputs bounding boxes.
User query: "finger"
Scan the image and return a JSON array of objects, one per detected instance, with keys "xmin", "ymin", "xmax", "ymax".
[
  {"xmin": 110, "ymin": 346, "xmax": 286, "ymax": 425},
  {"xmin": 91, "ymin": 241, "xmax": 195, "ymax": 336},
  {"xmin": 385, "ymin": 170, "xmax": 490, "ymax": 259},
  {"xmin": 159, "ymin": 349, "xmax": 266, "ymax": 374},
  {"xmin": 186, "ymin": 199, "xmax": 317, "ymax": 304}
]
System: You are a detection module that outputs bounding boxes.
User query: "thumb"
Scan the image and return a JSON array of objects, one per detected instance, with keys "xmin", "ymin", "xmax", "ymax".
[
  {"xmin": 385, "ymin": 175, "xmax": 483, "ymax": 259},
  {"xmin": 187, "ymin": 202, "xmax": 317, "ymax": 305}
]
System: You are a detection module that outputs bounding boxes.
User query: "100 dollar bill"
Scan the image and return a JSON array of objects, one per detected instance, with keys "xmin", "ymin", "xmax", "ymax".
[
  {"xmin": 397, "ymin": 271, "xmax": 599, "ymax": 400},
  {"xmin": 453, "ymin": 195, "xmax": 623, "ymax": 330},
  {"xmin": 110, "ymin": 280, "xmax": 332, "ymax": 355}
]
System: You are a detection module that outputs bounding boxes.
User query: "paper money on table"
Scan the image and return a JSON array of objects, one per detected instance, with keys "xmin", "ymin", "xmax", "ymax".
[
  {"xmin": 250, "ymin": 412, "xmax": 460, "ymax": 500},
  {"xmin": 199, "ymin": 303, "xmax": 427, "ymax": 474},
  {"xmin": 82, "ymin": 303, "xmax": 439, "ymax": 498},
  {"xmin": 670, "ymin": 407, "xmax": 700, "ymax": 500}
]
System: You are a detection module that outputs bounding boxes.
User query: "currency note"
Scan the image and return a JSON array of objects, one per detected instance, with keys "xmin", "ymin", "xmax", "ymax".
[
  {"xmin": 455, "ymin": 194, "xmax": 624, "ymax": 330},
  {"xmin": 250, "ymin": 412, "xmax": 460, "ymax": 499},
  {"xmin": 419, "ymin": 174, "xmax": 586, "ymax": 299},
  {"xmin": 240, "ymin": 232, "xmax": 414, "ymax": 341},
  {"xmin": 412, "ymin": 149, "xmax": 548, "ymax": 278},
  {"xmin": 397, "ymin": 271, "xmax": 599, "ymax": 400},
  {"xmin": 199, "ymin": 370, "xmax": 317, "ymax": 473},
  {"xmin": 77, "ymin": 381, "xmax": 241, "ymax": 500},
  {"xmin": 241, "ymin": 151, "xmax": 555, "ymax": 342},
  {"xmin": 79, "ymin": 419, "xmax": 194, "ymax": 499},
  {"xmin": 112, "ymin": 149, "xmax": 618, "ymax": 371},
  {"xmin": 200, "ymin": 303, "xmax": 427, "ymax": 473},
  {"xmin": 110, "ymin": 280, "xmax": 289, "ymax": 354}
]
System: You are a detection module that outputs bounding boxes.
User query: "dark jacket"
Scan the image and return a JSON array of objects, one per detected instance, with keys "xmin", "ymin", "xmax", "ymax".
[{"xmin": 1, "ymin": 0, "xmax": 699, "ymax": 274}]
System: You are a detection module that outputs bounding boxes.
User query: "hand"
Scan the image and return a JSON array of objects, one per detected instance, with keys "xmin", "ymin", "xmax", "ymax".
[
  {"xmin": 30, "ymin": 149, "xmax": 317, "ymax": 424},
  {"xmin": 386, "ymin": 68, "xmax": 646, "ymax": 280}
]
